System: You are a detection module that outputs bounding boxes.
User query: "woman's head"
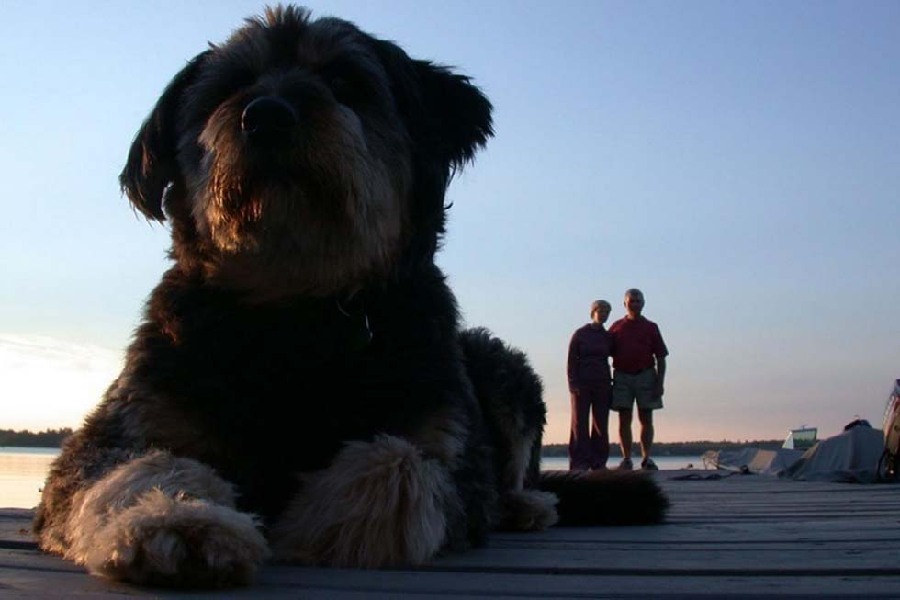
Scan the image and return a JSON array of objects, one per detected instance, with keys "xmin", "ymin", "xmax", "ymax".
[{"xmin": 590, "ymin": 299, "xmax": 611, "ymax": 324}]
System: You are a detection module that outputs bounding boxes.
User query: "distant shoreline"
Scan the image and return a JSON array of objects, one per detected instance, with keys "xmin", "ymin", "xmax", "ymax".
[
  {"xmin": 2, "ymin": 428, "xmax": 783, "ymax": 455},
  {"xmin": 541, "ymin": 440, "xmax": 784, "ymax": 457},
  {"xmin": 0, "ymin": 428, "xmax": 73, "ymax": 449}
]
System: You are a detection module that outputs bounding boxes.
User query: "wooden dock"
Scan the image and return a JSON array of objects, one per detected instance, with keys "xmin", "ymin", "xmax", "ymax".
[{"xmin": 2, "ymin": 471, "xmax": 899, "ymax": 598}]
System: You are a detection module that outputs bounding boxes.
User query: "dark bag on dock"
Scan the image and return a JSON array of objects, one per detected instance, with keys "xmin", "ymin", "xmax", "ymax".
[{"xmin": 877, "ymin": 379, "xmax": 900, "ymax": 480}]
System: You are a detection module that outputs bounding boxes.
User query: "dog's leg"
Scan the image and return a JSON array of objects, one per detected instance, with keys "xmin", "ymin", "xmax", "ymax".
[
  {"xmin": 495, "ymin": 430, "xmax": 558, "ymax": 531},
  {"xmin": 459, "ymin": 328, "xmax": 558, "ymax": 531},
  {"xmin": 270, "ymin": 434, "xmax": 456, "ymax": 568},
  {"xmin": 59, "ymin": 450, "xmax": 269, "ymax": 587}
]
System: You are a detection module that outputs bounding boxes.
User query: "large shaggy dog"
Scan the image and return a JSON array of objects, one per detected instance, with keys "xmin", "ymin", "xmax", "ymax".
[{"xmin": 35, "ymin": 5, "xmax": 668, "ymax": 588}]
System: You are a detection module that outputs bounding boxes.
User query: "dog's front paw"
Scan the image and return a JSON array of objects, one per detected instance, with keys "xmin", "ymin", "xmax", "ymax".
[
  {"xmin": 82, "ymin": 489, "xmax": 269, "ymax": 588},
  {"xmin": 271, "ymin": 435, "xmax": 455, "ymax": 567},
  {"xmin": 497, "ymin": 489, "xmax": 559, "ymax": 531}
]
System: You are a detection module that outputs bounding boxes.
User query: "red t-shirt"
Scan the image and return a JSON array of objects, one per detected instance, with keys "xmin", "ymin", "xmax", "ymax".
[{"xmin": 608, "ymin": 316, "xmax": 668, "ymax": 373}]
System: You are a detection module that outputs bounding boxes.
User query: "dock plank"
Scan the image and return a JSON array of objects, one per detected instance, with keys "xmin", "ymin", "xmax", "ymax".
[{"xmin": 2, "ymin": 471, "xmax": 899, "ymax": 597}]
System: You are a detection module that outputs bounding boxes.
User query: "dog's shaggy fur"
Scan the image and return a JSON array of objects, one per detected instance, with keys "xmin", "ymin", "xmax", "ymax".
[{"xmin": 34, "ymin": 5, "xmax": 668, "ymax": 588}]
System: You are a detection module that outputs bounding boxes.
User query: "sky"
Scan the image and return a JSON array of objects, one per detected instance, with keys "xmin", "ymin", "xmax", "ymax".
[{"xmin": 1, "ymin": 1, "xmax": 898, "ymax": 445}]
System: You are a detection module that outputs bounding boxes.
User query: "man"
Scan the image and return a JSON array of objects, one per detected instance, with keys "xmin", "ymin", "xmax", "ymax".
[{"xmin": 608, "ymin": 289, "xmax": 668, "ymax": 470}]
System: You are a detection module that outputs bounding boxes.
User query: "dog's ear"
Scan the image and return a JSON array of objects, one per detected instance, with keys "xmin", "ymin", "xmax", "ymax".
[
  {"xmin": 372, "ymin": 40, "xmax": 493, "ymax": 170},
  {"xmin": 119, "ymin": 51, "xmax": 209, "ymax": 221},
  {"xmin": 412, "ymin": 60, "xmax": 494, "ymax": 169}
]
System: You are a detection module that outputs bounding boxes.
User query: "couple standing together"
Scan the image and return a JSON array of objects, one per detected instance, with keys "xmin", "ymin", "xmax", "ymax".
[{"xmin": 567, "ymin": 288, "xmax": 668, "ymax": 471}]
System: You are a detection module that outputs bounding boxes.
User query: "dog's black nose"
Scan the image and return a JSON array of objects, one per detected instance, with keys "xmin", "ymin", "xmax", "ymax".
[{"xmin": 241, "ymin": 96, "xmax": 298, "ymax": 139}]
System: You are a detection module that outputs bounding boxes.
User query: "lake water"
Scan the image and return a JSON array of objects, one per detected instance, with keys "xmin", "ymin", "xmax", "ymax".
[
  {"xmin": 540, "ymin": 455, "xmax": 702, "ymax": 472},
  {"xmin": 0, "ymin": 448, "xmax": 702, "ymax": 509},
  {"xmin": 0, "ymin": 447, "xmax": 58, "ymax": 509}
]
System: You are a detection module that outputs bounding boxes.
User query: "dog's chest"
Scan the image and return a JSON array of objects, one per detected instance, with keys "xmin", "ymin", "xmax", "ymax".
[
  {"xmin": 163, "ymin": 297, "xmax": 440, "ymax": 421},
  {"xmin": 195, "ymin": 304, "xmax": 378, "ymax": 395},
  {"xmin": 143, "ymin": 277, "xmax": 461, "ymax": 448}
]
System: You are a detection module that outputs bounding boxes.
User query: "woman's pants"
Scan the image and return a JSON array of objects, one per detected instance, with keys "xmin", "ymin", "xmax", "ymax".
[{"xmin": 568, "ymin": 383, "xmax": 612, "ymax": 470}]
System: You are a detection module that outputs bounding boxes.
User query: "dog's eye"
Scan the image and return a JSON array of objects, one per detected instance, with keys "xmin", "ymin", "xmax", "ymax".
[
  {"xmin": 328, "ymin": 77, "xmax": 355, "ymax": 103},
  {"xmin": 321, "ymin": 62, "xmax": 379, "ymax": 108},
  {"xmin": 328, "ymin": 77, "xmax": 365, "ymax": 106}
]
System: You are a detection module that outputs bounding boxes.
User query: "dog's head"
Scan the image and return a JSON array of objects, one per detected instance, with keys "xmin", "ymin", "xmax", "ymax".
[{"xmin": 120, "ymin": 5, "xmax": 492, "ymax": 298}]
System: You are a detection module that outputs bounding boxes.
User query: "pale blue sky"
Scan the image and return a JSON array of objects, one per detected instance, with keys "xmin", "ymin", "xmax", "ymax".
[{"xmin": 1, "ymin": 1, "xmax": 897, "ymax": 443}]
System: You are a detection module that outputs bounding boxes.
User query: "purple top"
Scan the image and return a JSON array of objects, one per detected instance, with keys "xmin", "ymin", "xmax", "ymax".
[{"xmin": 567, "ymin": 323, "xmax": 613, "ymax": 392}]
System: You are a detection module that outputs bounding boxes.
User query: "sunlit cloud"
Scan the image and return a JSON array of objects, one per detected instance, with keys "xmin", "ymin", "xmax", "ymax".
[{"xmin": 0, "ymin": 334, "xmax": 123, "ymax": 431}]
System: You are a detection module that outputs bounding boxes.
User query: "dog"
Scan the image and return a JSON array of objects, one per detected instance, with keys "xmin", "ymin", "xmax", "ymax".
[{"xmin": 34, "ymin": 5, "xmax": 668, "ymax": 588}]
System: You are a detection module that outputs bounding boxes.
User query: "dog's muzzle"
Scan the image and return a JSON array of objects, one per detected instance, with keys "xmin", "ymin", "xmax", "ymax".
[{"xmin": 241, "ymin": 96, "xmax": 298, "ymax": 141}]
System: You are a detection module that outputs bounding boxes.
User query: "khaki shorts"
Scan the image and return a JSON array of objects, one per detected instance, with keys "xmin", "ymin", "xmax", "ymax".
[{"xmin": 611, "ymin": 368, "xmax": 663, "ymax": 411}]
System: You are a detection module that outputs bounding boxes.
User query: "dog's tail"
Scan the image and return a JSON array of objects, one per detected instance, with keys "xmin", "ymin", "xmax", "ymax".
[{"xmin": 537, "ymin": 469, "xmax": 669, "ymax": 526}]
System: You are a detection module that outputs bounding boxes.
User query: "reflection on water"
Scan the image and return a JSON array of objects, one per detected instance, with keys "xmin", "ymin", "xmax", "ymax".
[
  {"xmin": 540, "ymin": 455, "xmax": 699, "ymax": 471},
  {"xmin": 0, "ymin": 449, "xmax": 700, "ymax": 510},
  {"xmin": 0, "ymin": 447, "xmax": 58, "ymax": 509}
]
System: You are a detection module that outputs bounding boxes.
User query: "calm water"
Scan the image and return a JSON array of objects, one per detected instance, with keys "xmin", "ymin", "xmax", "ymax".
[
  {"xmin": 0, "ymin": 448, "xmax": 701, "ymax": 509},
  {"xmin": 0, "ymin": 447, "xmax": 58, "ymax": 509},
  {"xmin": 540, "ymin": 455, "xmax": 702, "ymax": 472}
]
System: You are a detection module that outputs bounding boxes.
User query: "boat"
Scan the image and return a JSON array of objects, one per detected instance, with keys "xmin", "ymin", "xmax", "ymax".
[
  {"xmin": 877, "ymin": 379, "xmax": 900, "ymax": 479},
  {"xmin": 701, "ymin": 426, "xmax": 818, "ymax": 473},
  {"xmin": 782, "ymin": 426, "xmax": 817, "ymax": 451},
  {"xmin": 703, "ymin": 421, "xmax": 885, "ymax": 482}
]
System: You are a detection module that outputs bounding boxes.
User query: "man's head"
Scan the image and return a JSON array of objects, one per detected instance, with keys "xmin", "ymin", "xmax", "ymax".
[{"xmin": 624, "ymin": 288, "xmax": 644, "ymax": 319}]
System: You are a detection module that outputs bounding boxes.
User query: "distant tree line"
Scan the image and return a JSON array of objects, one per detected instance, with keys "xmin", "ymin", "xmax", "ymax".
[
  {"xmin": 541, "ymin": 439, "xmax": 784, "ymax": 458},
  {"xmin": 0, "ymin": 428, "xmax": 73, "ymax": 448},
  {"xmin": 1, "ymin": 428, "xmax": 783, "ymax": 455}
]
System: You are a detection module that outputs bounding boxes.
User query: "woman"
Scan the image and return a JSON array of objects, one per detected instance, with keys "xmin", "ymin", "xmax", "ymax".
[{"xmin": 566, "ymin": 299, "xmax": 614, "ymax": 470}]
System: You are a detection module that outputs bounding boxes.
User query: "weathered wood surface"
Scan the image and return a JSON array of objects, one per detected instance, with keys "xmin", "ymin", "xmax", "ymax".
[{"xmin": 2, "ymin": 472, "xmax": 899, "ymax": 598}]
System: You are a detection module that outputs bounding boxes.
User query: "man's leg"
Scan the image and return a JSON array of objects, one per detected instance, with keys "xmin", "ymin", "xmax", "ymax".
[
  {"xmin": 611, "ymin": 373, "xmax": 636, "ymax": 469},
  {"xmin": 618, "ymin": 409, "xmax": 634, "ymax": 461},
  {"xmin": 637, "ymin": 408, "xmax": 654, "ymax": 461}
]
